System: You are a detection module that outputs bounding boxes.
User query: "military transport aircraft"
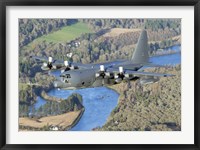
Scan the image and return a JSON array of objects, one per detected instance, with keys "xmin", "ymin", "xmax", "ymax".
[{"xmin": 31, "ymin": 30, "xmax": 174, "ymax": 89}]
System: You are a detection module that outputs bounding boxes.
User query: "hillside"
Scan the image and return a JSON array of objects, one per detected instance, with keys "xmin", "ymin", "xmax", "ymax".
[{"xmin": 19, "ymin": 109, "xmax": 84, "ymax": 131}]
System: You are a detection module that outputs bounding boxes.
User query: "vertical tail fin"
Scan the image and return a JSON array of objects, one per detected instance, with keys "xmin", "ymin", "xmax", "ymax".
[{"xmin": 131, "ymin": 30, "xmax": 149, "ymax": 63}]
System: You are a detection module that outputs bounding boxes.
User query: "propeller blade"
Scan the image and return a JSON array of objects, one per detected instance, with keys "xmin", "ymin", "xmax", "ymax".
[
  {"xmin": 114, "ymin": 74, "xmax": 119, "ymax": 79},
  {"xmin": 102, "ymin": 78, "xmax": 105, "ymax": 85},
  {"xmin": 43, "ymin": 62, "xmax": 48, "ymax": 67},
  {"xmin": 48, "ymin": 57, "xmax": 53, "ymax": 63},
  {"xmin": 119, "ymin": 66, "xmax": 124, "ymax": 74},
  {"xmin": 64, "ymin": 60, "xmax": 69, "ymax": 67},
  {"xmin": 95, "ymin": 73, "xmax": 100, "ymax": 78},
  {"xmin": 100, "ymin": 65, "xmax": 105, "ymax": 72}
]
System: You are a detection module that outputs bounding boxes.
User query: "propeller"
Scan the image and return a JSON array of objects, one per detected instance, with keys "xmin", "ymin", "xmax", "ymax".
[
  {"xmin": 114, "ymin": 66, "xmax": 125, "ymax": 81},
  {"xmin": 96, "ymin": 66, "xmax": 127, "ymax": 85},
  {"xmin": 64, "ymin": 60, "xmax": 78, "ymax": 71},
  {"xmin": 114, "ymin": 66, "xmax": 132, "ymax": 83},
  {"xmin": 64, "ymin": 60, "xmax": 71, "ymax": 71},
  {"xmin": 95, "ymin": 65, "xmax": 108, "ymax": 85},
  {"xmin": 41, "ymin": 56, "xmax": 53, "ymax": 70},
  {"xmin": 95, "ymin": 65, "xmax": 106, "ymax": 78}
]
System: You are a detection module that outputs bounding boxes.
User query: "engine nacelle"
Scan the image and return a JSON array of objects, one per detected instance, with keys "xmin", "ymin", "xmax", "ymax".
[
  {"xmin": 105, "ymin": 72, "xmax": 114, "ymax": 78},
  {"xmin": 70, "ymin": 65, "xmax": 75, "ymax": 70},
  {"xmin": 105, "ymin": 72, "xmax": 111, "ymax": 77}
]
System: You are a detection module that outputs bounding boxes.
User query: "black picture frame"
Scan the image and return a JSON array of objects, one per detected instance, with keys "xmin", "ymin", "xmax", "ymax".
[{"xmin": 0, "ymin": 0, "xmax": 199, "ymax": 149}]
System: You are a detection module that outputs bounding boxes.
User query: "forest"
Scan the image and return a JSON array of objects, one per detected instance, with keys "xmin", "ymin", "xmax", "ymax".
[{"xmin": 31, "ymin": 93, "xmax": 83, "ymax": 118}]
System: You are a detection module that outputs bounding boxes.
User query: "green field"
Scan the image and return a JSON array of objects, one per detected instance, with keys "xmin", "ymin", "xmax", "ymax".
[
  {"xmin": 39, "ymin": 22, "xmax": 92, "ymax": 43},
  {"xmin": 23, "ymin": 22, "xmax": 92, "ymax": 51}
]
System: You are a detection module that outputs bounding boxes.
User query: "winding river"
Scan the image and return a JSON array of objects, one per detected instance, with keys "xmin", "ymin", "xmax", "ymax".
[{"xmin": 34, "ymin": 45, "xmax": 181, "ymax": 131}]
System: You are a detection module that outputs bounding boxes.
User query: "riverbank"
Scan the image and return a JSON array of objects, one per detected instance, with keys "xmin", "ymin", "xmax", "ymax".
[
  {"xmin": 41, "ymin": 90, "xmax": 63, "ymax": 103},
  {"xmin": 150, "ymin": 44, "xmax": 181, "ymax": 57},
  {"xmin": 19, "ymin": 108, "xmax": 84, "ymax": 131}
]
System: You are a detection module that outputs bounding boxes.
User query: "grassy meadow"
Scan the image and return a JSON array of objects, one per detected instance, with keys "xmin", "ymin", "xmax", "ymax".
[{"xmin": 39, "ymin": 22, "xmax": 92, "ymax": 43}]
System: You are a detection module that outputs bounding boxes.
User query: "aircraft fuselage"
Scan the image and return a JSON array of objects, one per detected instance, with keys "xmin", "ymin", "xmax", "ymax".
[{"xmin": 53, "ymin": 63, "xmax": 141, "ymax": 89}]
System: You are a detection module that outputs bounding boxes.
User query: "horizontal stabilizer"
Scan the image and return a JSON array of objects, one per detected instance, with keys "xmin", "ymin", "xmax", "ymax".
[{"xmin": 141, "ymin": 63, "xmax": 169, "ymax": 68}]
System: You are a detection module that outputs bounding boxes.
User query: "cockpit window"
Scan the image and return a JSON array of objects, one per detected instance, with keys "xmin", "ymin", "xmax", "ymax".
[{"xmin": 60, "ymin": 74, "xmax": 71, "ymax": 78}]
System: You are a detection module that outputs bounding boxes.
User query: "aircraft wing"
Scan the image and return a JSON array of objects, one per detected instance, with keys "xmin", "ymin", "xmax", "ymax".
[
  {"xmin": 106, "ymin": 67, "xmax": 174, "ymax": 77},
  {"xmin": 124, "ymin": 70, "xmax": 174, "ymax": 77}
]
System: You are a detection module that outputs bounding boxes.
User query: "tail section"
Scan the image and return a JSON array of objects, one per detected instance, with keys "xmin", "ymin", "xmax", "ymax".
[{"xmin": 131, "ymin": 30, "xmax": 149, "ymax": 64}]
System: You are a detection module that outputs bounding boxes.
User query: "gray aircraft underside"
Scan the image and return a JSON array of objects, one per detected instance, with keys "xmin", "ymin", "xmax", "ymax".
[{"xmin": 31, "ymin": 30, "xmax": 174, "ymax": 89}]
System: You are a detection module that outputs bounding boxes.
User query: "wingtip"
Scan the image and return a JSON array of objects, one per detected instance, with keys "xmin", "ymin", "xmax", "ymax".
[{"xmin": 165, "ymin": 74, "xmax": 175, "ymax": 77}]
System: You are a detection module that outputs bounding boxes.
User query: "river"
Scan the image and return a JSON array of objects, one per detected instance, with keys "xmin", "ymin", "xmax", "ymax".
[{"xmin": 34, "ymin": 45, "xmax": 181, "ymax": 131}]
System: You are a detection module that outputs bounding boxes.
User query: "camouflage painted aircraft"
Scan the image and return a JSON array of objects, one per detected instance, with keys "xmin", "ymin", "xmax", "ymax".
[{"xmin": 31, "ymin": 30, "xmax": 174, "ymax": 89}]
